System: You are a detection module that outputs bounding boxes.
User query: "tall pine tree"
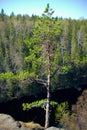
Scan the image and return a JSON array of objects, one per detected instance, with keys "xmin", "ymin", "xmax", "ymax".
[{"xmin": 24, "ymin": 4, "xmax": 61, "ymax": 128}]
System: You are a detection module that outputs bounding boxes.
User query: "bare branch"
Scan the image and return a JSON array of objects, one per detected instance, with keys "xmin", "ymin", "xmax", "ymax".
[
  {"xmin": 80, "ymin": 74, "xmax": 87, "ymax": 78},
  {"xmin": 21, "ymin": 77, "xmax": 48, "ymax": 87},
  {"xmin": 31, "ymin": 77, "xmax": 48, "ymax": 86}
]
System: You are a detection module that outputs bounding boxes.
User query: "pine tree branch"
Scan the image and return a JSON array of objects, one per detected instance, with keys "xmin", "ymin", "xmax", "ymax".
[
  {"xmin": 30, "ymin": 77, "xmax": 48, "ymax": 86},
  {"xmin": 51, "ymin": 66, "xmax": 61, "ymax": 79}
]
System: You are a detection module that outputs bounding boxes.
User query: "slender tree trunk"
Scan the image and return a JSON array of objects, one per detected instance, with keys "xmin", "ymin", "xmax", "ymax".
[
  {"xmin": 45, "ymin": 42, "xmax": 51, "ymax": 128},
  {"xmin": 45, "ymin": 74, "xmax": 50, "ymax": 128}
]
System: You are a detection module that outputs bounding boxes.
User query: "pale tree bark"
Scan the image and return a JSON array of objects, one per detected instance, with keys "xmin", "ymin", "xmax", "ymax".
[
  {"xmin": 45, "ymin": 40, "xmax": 51, "ymax": 128},
  {"xmin": 45, "ymin": 74, "xmax": 50, "ymax": 128}
]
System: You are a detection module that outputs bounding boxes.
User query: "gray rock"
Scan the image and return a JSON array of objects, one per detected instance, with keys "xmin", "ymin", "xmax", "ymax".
[
  {"xmin": 0, "ymin": 113, "xmax": 42, "ymax": 130},
  {"xmin": 45, "ymin": 126, "xmax": 64, "ymax": 130}
]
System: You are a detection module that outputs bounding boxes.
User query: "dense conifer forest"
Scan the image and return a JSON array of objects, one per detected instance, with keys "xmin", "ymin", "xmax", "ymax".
[
  {"xmin": 0, "ymin": 8, "xmax": 87, "ymax": 102},
  {"xmin": 0, "ymin": 5, "xmax": 87, "ymax": 129}
]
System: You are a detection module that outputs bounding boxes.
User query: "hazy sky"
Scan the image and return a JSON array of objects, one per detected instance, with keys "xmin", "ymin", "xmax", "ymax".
[{"xmin": 0, "ymin": 0, "xmax": 87, "ymax": 19}]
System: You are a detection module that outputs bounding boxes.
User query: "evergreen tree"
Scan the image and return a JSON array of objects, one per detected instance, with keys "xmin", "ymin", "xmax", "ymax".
[
  {"xmin": 24, "ymin": 4, "xmax": 61, "ymax": 128},
  {"xmin": 1, "ymin": 8, "xmax": 5, "ymax": 21}
]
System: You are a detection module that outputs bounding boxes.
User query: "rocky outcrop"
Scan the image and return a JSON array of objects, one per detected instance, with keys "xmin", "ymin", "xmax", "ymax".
[{"xmin": 0, "ymin": 113, "xmax": 44, "ymax": 130}]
